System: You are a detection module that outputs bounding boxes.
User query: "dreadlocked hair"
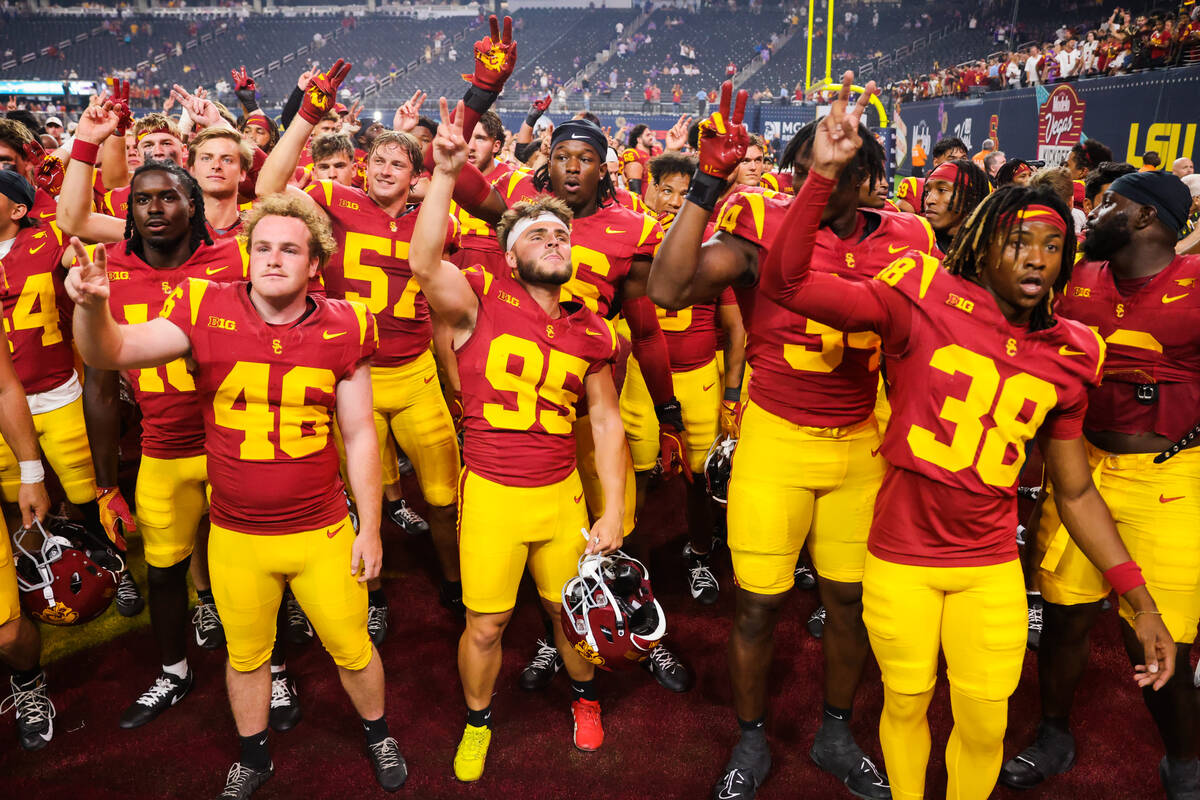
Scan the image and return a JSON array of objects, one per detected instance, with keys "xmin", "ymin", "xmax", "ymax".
[
  {"xmin": 532, "ymin": 158, "xmax": 619, "ymax": 207},
  {"xmin": 123, "ymin": 159, "xmax": 212, "ymax": 256},
  {"xmin": 779, "ymin": 119, "xmax": 884, "ymax": 190},
  {"xmin": 923, "ymin": 158, "xmax": 990, "ymax": 220},
  {"xmin": 942, "ymin": 184, "xmax": 1075, "ymax": 333}
]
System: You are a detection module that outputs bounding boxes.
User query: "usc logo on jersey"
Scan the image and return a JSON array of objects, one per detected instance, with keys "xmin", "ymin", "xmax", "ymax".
[
  {"xmin": 1115, "ymin": 303, "xmax": 1126, "ymax": 318},
  {"xmin": 1005, "ymin": 338, "xmax": 1018, "ymax": 357},
  {"xmin": 272, "ymin": 339, "xmax": 283, "ymax": 355}
]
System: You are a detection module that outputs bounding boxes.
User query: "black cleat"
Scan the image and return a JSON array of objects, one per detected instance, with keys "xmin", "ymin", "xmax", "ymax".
[
  {"xmin": 439, "ymin": 582, "xmax": 466, "ymax": 621},
  {"xmin": 367, "ymin": 736, "xmax": 408, "ymax": 792},
  {"xmin": 806, "ymin": 605, "xmax": 827, "ymax": 639},
  {"xmin": 116, "ymin": 571, "xmax": 145, "ymax": 617},
  {"xmin": 268, "ymin": 670, "xmax": 302, "ymax": 732},
  {"xmin": 395, "ymin": 452, "xmax": 415, "ymax": 477},
  {"xmin": 684, "ymin": 542, "xmax": 719, "ymax": 605},
  {"xmin": 119, "ymin": 670, "xmax": 193, "ymax": 729},
  {"xmin": 794, "ymin": 560, "xmax": 817, "ymax": 591},
  {"xmin": 193, "ymin": 600, "xmax": 226, "ymax": 650},
  {"xmin": 999, "ymin": 721, "xmax": 1076, "ymax": 789},
  {"xmin": 644, "ymin": 643, "xmax": 692, "ymax": 693},
  {"xmin": 2, "ymin": 672, "xmax": 55, "ymax": 751},
  {"xmin": 1160, "ymin": 756, "xmax": 1200, "ymax": 800},
  {"xmin": 387, "ymin": 499, "xmax": 429, "ymax": 535},
  {"xmin": 519, "ymin": 638, "xmax": 562, "ymax": 691},
  {"xmin": 1026, "ymin": 593, "xmax": 1043, "ymax": 651},
  {"xmin": 712, "ymin": 735, "xmax": 771, "ymax": 799},
  {"xmin": 368, "ymin": 599, "xmax": 389, "ymax": 646},
  {"xmin": 284, "ymin": 590, "xmax": 314, "ymax": 646},
  {"xmin": 810, "ymin": 725, "xmax": 891, "ymax": 799},
  {"xmin": 216, "ymin": 761, "xmax": 273, "ymax": 799}
]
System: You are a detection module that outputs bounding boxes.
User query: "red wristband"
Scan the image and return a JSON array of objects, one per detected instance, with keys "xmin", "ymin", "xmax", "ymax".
[
  {"xmin": 70, "ymin": 139, "xmax": 100, "ymax": 166},
  {"xmin": 1103, "ymin": 560, "xmax": 1146, "ymax": 595},
  {"xmin": 451, "ymin": 162, "xmax": 492, "ymax": 211}
]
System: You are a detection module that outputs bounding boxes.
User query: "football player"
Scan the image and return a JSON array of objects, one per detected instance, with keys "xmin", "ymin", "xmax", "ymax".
[
  {"xmin": 1002, "ymin": 172, "xmax": 1200, "ymax": 798},
  {"xmin": 68, "ymin": 192, "xmax": 407, "ymax": 798},
  {"xmin": 449, "ymin": 110, "xmax": 518, "ymax": 274},
  {"xmin": 0, "ymin": 118, "xmax": 61, "ymax": 220},
  {"xmin": 411, "ymin": 97, "xmax": 627, "ymax": 780},
  {"xmin": 629, "ymin": 151, "xmax": 746, "ymax": 605},
  {"xmin": 648, "ymin": 82, "xmax": 934, "ymax": 800},
  {"xmin": 621, "ymin": 124, "xmax": 658, "ymax": 196},
  {"xmin": 257, "ymin": 60, "xmax": 465, "ymax": 632},
  {"xmin": 920, "ymin": 158, "xmax": 991, "ymax": 253},
  {"xmin": 761, "ymin": 73, "xmax": 1176, "ymax": 800},
  {"xmin": 894, "ymin": 136, "xmax": 968, "ymax": 215},
  {"xmin": 0, "ymin": 209, "xmax": 54, "ymax": 750}
]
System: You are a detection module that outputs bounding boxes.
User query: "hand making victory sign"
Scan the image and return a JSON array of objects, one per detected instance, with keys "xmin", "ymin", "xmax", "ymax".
[{"xmin": 811, "ymin": 70, "xmax": 877, "ymax": 180}]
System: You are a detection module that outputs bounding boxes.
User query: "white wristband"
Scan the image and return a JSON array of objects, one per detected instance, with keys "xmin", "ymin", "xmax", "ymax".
[{"xmin": 18, "ymin": 460, "xmax": 44, "ymax": 484}]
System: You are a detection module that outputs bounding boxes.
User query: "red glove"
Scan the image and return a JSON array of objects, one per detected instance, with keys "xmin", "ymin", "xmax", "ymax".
[
  {"xmin": 108, "ymin": 78, "xmax": 133, "ymax": 136},
  {"xmin": 719, "ymin": 398, "xmax": 742, "ymax": 439},
  {"xmin": 696, "ymin": 80, "xmax": 750, "ymax": 180},
  {"xmin": 532, "ymin": 93, "xmax": 552, "ymax": 113},
  {"xmin": 298, "ymin": 59, "xmax": 352, "ymax": 125},
  {"xmin": 655, "ymin": 400, "xmax": 693, "ymax": 482},
  {"xmin": 461, "ymin": 15, "xmax": 516, "ymax": 92},
  {"xmin": 96, "ymin": 486, "xmax": 136, "ymax": 552},
  {"xmin": 231, "ymin": 65, "xmax": 256, "ymax": 93}
]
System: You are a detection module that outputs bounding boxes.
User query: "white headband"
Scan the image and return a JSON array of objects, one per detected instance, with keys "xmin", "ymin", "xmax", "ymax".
[{"xmin": 505, "ymin": 212, "xmax": 570, "ymax": 252}]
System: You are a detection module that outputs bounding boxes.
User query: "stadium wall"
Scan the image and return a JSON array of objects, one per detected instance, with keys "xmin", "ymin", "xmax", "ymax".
[{"xmin": 892, "ymin": 66, "xmax": 1200, "ymax": 175}]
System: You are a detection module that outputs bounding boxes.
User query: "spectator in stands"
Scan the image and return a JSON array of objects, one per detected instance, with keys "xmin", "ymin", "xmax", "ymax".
[
  {"xmin": 1057, "ymin": 39, "xmax": 1080, "ymax": 79},
  {"xmin": 984, "ymin": 151, "xmax": 1006, "ymax": 181},
  {"xmin": 42, "ymin": 117, "xmax": 63, "ymax": 147},
  {"xmin": 1141, "ymin": 151, "xmax": 1162, "ymax": 171},
  {"xmin": 726, "ymin": 60, "xmax": 737, "ymax": 77},
  {"xmin": 1172, "ymin": 157, "xmax": 1194, "ymax": 178},
  {"xmin": 1025, "ymin": 45, "xmax": 1043, "ymax": 85}
]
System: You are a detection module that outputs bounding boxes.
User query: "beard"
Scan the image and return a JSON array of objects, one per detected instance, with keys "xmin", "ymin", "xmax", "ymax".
[
  {"xmin": 1079, "ymin": 212, "xmax": 1132, "ymax": 261},
  {"xmin": 515, "ymin": 254, "xmax": 571, "ymax": 286}
]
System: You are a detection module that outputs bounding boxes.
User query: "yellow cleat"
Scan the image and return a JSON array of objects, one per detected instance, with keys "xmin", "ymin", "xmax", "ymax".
[{"xmin": 453, "ymin": 723, "xmax": 492, "ymax": 782}]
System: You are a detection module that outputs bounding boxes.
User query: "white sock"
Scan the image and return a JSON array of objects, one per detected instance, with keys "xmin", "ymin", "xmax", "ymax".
[
  {"xmin": 163, "ymin": 658, "xmax": 189, "ymax": 679},
  {"xmin": 1027, "ymin": 590, "xmax": 1042, "ymax": 597},
  {"xmin": 270, "ymin": 664, "xmax": 286, "ymax": 675}
]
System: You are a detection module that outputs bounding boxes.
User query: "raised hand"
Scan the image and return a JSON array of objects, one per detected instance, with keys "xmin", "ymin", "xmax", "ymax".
[
  {"xmin": 393, "ymin": 89, "xmax": 427, "ymax": 132},
  {"xmin": 33, "ymin": 152, "xmax": 64, "ymax": 196},
  {"xmin": 296, "ymin": 67, "xmax": 316, "ymax": 92},
  {"xmin": 171, "ymin": 84, "xmax": 221, "ymax": 129},
  {"xmin": 64, "ymin": 237, "xmax": 110, "ymax": 308},
  {"xmin": 462, "ymin": 15, "xmax": 516, "ymax": 93},
  {"xmin": 696, "ymin": 81, "xmax": 749, "ymax": 179},
  {"xmin": 298, "ymin": 59, "xmax": 352, "ymax": 124},
  {"xmin": 812, "ymin": 71, "xmax": 876, "ymax": 179},
  {"xmin": 231, "ymin": 65, "xmax": 256, "ymax": 93},
  {"xmin": 74, "ymin": 101, "xmax": 121, "ymax": 145},
  {"xmin": 107, "ymin": 77, "xmax": 133, "ymax": 136},
  {"xmin": 665, "ymin": 113, "xmax": 693, "ymax": 152},
  {"xmin": 431, "ymin": 97, "xmax": 469, "ymax": 177},
  {"xmin": 344, "ymin": 99, "xmax": 363, "ymax": 133}
]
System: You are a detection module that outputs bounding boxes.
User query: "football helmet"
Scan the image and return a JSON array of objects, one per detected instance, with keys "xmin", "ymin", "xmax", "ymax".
[
  {"xmin": 13, "ymin": 519, "xmax": 119, "ymax": 625},
  {"xmin": 704, "ymin": 435, "xmax": 738, "ymax": 505},
  {"xmin": 561, "ymin": 550, "xmax": 666, "ymax": 670}
]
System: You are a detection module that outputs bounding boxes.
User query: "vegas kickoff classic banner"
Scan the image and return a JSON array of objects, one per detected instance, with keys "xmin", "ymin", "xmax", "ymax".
[{"xmin": 892, "ymin": 65, "xmax": 1200, "ymax": 175}]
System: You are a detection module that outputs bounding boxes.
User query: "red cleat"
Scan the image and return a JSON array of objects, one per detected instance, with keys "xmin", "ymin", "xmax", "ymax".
[{"xmin": 571, "ymin": 698, "xmax": 604, "ymax": 751}]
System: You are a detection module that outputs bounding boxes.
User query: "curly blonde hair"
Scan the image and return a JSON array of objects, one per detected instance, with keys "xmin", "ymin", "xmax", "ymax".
[{"xmin": 240, "ymin": 193, "xmax": 338, "ymax": 271}]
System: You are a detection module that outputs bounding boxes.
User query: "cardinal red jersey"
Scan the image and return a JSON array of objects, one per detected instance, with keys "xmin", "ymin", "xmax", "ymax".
[
  {"xmin": 100, "ymin": 185, "xmax": 130, "ymax": 218},
  {"xmin": 0, "ymin": 224, "xmax": 74, "ymax": 394},
  {"xmin": 1058, "ymin": 255, "xmax": 1200, "ymax": 441},
  {"xmin": 456, "ymin": 266, "xmax": 620, "ymax": 487},
  {"xmin": 855, "ymin": 254, "xmax": 1104, "ymax": 567},
  {"xmin": 760, "ymin": 171, "xmax": 794, "ymax": 195},
  {"xmin": 161, "ymin": 278, "xmax": 377, "ymax": 534},
  {"xmin": 896, "ymin": 176, "xmax": 924, "ymax": 211},
  {"xmin": 31, "ymin": 188, "xmax": 56, "ymax": 223},
  {"xmin": 449, "ymin": 159, "xmax": 518, "ymax": 271},
  {"xmin": 614, "ymin": 187, "xmax": 648, "ymax": 213},
  {"xmin": 718, "ymin": 188, "xmax": 936, "ymax": 427},
  {"xmin": 657, "ymin": 290, "xmax": 736, "ymax": 373},
  {"xmin": 304, "ymin": 179, "xmax": 458, "ymax": 366},
  {"xmin": 620, "ymin": 147, "xmax": 652, "ymax": 196},
  {"xmin": 105, "ymin": 238, "xmax": 246, "ymax": 458}
]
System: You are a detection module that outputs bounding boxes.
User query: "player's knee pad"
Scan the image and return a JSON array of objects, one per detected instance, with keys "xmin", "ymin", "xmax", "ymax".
[
  {"xmin": 948, "ymin": 686, "xmax": 1007, "ymax": 747},
  {"xmin": 883, "ymin": 686, "xmax": 935, "ymax": 725},
  {"xmin": 146, "ymin": 556, "xmax": 191, "ymax": 591}
]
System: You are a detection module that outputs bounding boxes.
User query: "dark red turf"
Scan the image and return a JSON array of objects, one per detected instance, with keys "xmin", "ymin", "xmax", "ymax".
[{"xmin": 1, "ymin": 475, "xmax": 1173, "ymax": 799}]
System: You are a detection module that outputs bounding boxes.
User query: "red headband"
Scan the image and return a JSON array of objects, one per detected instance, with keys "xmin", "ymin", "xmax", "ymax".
[
  {"xmin": 925, "ymin": 161, "xmax": 960, "ymax": 185},
  {"xmin": 135, "ymin": 124, "xmax": 175, "ymax": 143},
  {"xmin": 244, "ymin": 112, "xmax": 271, "ymax": 129},
  {"xmin": 1000, "ymin": 204, "xmax": 1069, "ymax": 235}
]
